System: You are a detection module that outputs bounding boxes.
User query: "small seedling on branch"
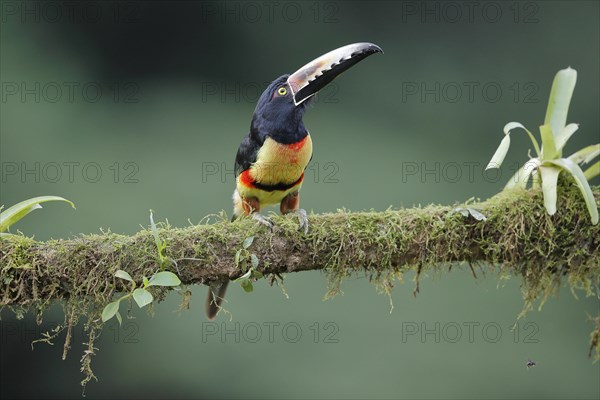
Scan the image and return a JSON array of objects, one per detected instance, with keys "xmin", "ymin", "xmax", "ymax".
[
  {"xmin": 101, "ymin": 270, "xmax": 182, "ymax": 324},
  {"xmin": 150, "ymin": 209, "xmax": 173, "ymax": 269},
  {"xmin": 233, "ymin": 235, "xmax": 263, "ymax": 292},
  {"xmin": 102, "ymin": 210, "xmax": 182, "ymax": 323}
]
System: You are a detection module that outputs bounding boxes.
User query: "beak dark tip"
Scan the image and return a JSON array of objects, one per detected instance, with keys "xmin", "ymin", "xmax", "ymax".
[
  {"xmin": 289, "ymin": 42, "xmax": 383, "ymax": 105},
  {"xmin": 350, "ymin": 43, "xmax": 384, "ymax": 58},
  {"xmin": 367, "ymin": 43, "xmax": 384, "ymax": 55}
]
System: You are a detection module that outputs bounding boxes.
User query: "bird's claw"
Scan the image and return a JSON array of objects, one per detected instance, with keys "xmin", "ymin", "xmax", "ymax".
[
  {"xmin": 252, "ymin": 213, "xmax": 275, "ymax": 232},
  {"xmin": 293, "ymin": 208, "xmax": 309, "ymax": 234}
]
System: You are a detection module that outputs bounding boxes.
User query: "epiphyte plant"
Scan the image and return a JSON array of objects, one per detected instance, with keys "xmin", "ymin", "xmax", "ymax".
[
  {"xmin": 486, "ymin": 67, "xmax": 599, "ymax": 224},
  {"xmin": 101, "ymin": 210, "xmax": 181, "ymax": 324},
  {"xmin": 0, "ymin": 196, "xmax": 75, "ymax": 236}
]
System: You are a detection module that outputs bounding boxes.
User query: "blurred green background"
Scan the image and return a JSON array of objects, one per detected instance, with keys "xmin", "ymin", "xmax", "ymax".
[{"xmin": 1, "ymin": 1, "xmax": 599, "ymax": 399}]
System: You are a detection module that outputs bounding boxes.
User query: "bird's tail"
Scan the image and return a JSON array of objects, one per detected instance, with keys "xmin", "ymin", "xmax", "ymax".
[
  {"xmin": 206, "ymin": 281, "xmax": 229, "ymax": 320},
  {"xmin": 206, "ymin": 190, "xmax": 239, "ymax": 319}
]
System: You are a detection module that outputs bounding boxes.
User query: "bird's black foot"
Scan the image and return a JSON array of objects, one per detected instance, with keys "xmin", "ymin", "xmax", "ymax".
[
  {"xmin": 252, "ymin": 213, "xmax": 275, "ymax": 231},
  {"xmin": 292, "ymin": 208, "xmax": 309, "ymax": 234}
]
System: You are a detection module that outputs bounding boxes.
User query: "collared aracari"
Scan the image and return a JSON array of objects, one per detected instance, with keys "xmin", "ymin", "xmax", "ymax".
[{"xmin": 206, "ymin": 42, "xmax": 383, "ymax": 319}]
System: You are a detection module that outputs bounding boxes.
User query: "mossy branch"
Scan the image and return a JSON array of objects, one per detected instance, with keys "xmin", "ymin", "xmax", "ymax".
[
  {"xmin": 1, "ymin": 183, "xmax": 599, "ymax": 387},
  {"xmin": 1, "ymin": 184, "xmax": 599, "ymax": 308}
]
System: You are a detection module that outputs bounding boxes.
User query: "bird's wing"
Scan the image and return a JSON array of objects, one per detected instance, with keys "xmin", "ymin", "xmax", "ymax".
[{"xmin": 234, "ymin": 131, "xmax": 263, "ymax": 177}]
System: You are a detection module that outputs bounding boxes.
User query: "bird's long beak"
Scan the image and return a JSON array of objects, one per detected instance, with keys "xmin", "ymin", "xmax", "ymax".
[{"xmin": 287, "ymin": 42, "xmax": 383, "ymax": 106}]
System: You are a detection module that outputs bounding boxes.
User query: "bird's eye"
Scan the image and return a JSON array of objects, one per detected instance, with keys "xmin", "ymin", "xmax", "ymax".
[{"xmin": 277, "ymin": 86, "xmax": 287, "ymax": 96}]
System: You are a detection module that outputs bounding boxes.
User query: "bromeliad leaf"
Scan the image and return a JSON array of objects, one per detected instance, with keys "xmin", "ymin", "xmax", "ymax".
[
  {"xmin": 539, "ymin": 124, "xmax": 558, "ymax": 160},
  {"xmin": 547, "ymin": 158, "xmax": 598, "ymax": 224},
  {"xmin": 584, "ymin": 161, "xmax": 599, "ymax": 180},
  {"xmin": 504, "ymin": 159, "xmax": 540, "ymax": 190},
  {"xmin": 555, "ymin": 123, "xmax": 579, "ymax": 154},
  {"xmin": 148, "ymin": 271, "xmax": 181, "ymax": 287},
  {"xmin": 0, "ymin": 196, "xmax": 75, "ymax": 233},
  {"xmin": 569, "ymin": 144, "xmax": 600, "ymax": 165},
  {"xmin": 505, "ymin": 122, "xmax": 541, "ymax": 157},
  {"xmin": 101, "ymin": 300, "xmax": 120, "ymax": 322},
  {"xmin": 492, "ymin": 68, "xmax": 596, "ymax": 225},
  {"xmin": 504, "ymin": 164, "xmax": 528, "ymax": 190},
  {"xmin": 544, "ymin": 67, "xmax": 577, "ymax": 141},
  {"xmin": 133, "ymin": 288, "xmax": 153, "ymax": 308},
  {"xmin": 540, "ymin": 165, "xmax": 561, "ymax": 215},
  {"xmin": 486, "ymin": 134, "xmax": 511, "ymax": 170},
  {"xmin": 487, "ymin": 121, "xmax": 546, "ymax": 171}
]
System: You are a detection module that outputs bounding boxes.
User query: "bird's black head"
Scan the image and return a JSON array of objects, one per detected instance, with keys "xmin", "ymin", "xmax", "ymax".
[
  {"xmin": 250, "ymin": 42, "xmax": 383, "ymax": 144},
  {"xmin": 250, "ymin": 74, "xmax": 310, "ymax": 144}
]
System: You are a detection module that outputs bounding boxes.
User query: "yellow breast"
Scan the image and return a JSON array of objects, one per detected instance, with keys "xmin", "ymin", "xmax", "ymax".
[{"xmin": 249, "ymin": 134, "xmax": 313, "ymax": 185}]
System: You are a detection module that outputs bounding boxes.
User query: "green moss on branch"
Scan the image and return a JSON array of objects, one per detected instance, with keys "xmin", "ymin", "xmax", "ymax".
[
  {"xmin": 2, "ymin": 184, "xmax": 599, "ymax": 304},
  {"xmin": 1, "ymin": 182, "xmax": 599, "ymax": 369}
]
